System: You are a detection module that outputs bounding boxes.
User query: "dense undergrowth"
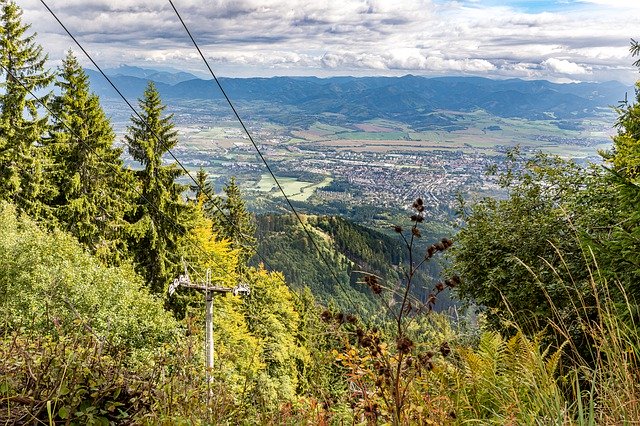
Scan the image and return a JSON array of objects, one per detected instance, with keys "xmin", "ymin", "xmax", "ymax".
[{"xmin": 2, "ymin": 199, "xmax": 640, "ymax": 425}]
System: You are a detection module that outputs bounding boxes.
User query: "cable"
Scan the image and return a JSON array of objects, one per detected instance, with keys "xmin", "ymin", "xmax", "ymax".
[
  {"xmin": 38, "ymin": 0, "xmax": 305, "ymax": 302},
  {"xmin": 40, "ymin": 0, "xmax": 367, "ymax": 318},
  {"xmin": 0, "ymin": 63, "xmax": 237, "ymax": 289},
  {"xmin": 168, "ymin": 0, "xmax": 366, "ymax": 318}
]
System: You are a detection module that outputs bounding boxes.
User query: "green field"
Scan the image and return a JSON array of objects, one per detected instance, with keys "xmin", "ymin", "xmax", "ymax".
[
  {"xmin": 284, "ymin": 112, "xmax": 615, "ymax": 159},
  {"xmin": 254, "ymin": 174, "xmax": 333, "ymax": 201}
]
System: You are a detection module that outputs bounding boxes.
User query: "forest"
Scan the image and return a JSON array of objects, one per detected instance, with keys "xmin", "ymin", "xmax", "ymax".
[{"xmin": 1, "ymin": 1, "xmax": 640, "ymax": 424}]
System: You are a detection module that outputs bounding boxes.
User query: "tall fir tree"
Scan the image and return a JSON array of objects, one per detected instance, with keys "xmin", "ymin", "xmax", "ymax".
[
  {"xmin": 48, "ymin": 50, "xmax": 133, "ymax": 263},
  {"xmin": 125, "ymin": 81, "xmax": 191, "ymax": 293},
  {"xmin": 210, "ymin": 176, "xmax": 256, "ymax": 264},
  {"xmin": 0, "ymin": 0, "xmax": 53, "ymax": 218}
]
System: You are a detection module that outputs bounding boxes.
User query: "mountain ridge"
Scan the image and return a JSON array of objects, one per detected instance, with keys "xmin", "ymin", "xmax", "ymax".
[{"xmin": 85, "ymin": 66, "xmax": 630, "ymax": 126}]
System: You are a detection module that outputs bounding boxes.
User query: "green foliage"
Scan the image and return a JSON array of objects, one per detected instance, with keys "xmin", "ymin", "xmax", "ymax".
[
  {"xmin": 125, "ymin": 81, "xmax": 192, "ymax": 293},
  {"xmin": 241, "ymin": 268, "xmax": 309, "ymax": 413},
  {"xmin": 447, "ymin": 330, "xmax": 566, "ymax": 424},
  {"xmin": 451, "ymin": 152, "xmax": 617, "ymax": 334},
  {"xmin": 0, "ymin": 202, "xmax": 178, "ymax": 353},
  {"xmin": 209, "ymin": 176, "xmax": 257, "ymax": 265},
  {"xmin": 1, "ymin": 333, "xmax": 156, "ymax": 425},
  {"xmin": 0, "ymin": 0, "xmax": 53, "ymax": 218},
  {"xmin": 48, "ymin": 50, "xmax": 134, "ymax": 264},
  {"xmin": 255, "ymin": 213, "xmax": 384, "ymax": 314},
  {"xmin": 191, "ymin": 166, "xmax": 214, "ymax": 202},
  {"xmin": 598, "ymin": 48, "xmax": 640, "ymax": 300}
]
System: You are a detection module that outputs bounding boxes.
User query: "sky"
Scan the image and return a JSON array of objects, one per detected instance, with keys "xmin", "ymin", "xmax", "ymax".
[{"xmin": 17, "ymin": 0, "xmax": 640, "ymax": 83}]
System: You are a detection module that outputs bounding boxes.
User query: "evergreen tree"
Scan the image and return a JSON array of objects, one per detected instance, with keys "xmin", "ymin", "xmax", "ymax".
[
  {"xmin": 599, "ymin": 40, "xmax": 640, "ymax": 300},
  {"xmin": 0, "ymin": 0, "xmax": 53, "ymax": 218},
  {"xmin": 210, "ymin": 176, "xmax": 256, "ymax": 264},
  {"xmin": 48, "ymin": 50, "xmax": 133, "ymax": 263},
  {"xmin": 125, "ymin": 81, "xmax": 191, "ymax": 294},
  {"xmin": 191, "ymin": 166, "xmax": 214, "ymax": 202}
]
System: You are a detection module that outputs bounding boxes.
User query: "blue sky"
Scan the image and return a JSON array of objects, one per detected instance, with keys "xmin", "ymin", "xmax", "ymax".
[
  {"xmin": 457, "ymin": 0, "xmax": 579, "ymax": 13},
  {"xmin": 17, "ymin": 0, "xmax": 640, "ymax": 83}
]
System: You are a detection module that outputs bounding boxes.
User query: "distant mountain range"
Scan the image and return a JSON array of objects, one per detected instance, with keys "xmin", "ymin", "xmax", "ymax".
[{"xmin": 86, "ymin": 66, "xmax": 631, "ymax": 127}]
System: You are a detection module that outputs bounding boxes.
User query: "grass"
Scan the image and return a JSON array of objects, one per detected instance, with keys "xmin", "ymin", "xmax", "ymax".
[{"xmin": 253, "ymin": 174, "xmax": 332, "ymax": 201}]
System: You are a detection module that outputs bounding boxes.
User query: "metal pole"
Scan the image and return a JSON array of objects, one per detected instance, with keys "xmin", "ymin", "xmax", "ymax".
[{"xmin": 205, "ymin": 290, "xmax": 214, "ymax": 378}]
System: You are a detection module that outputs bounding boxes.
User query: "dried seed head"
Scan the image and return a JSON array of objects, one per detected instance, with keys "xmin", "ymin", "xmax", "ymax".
[
  {"xmin": 435, "ymin": 282, "xmax": 445, "ymax": 292},
  {"xmin": 441, "ymin": 237, "xmax": 453, "ymax": 248},
  {"xmin": 394, "ymin": 225, "xmax": 403, "ymax": 233},
  {"xmin": 403, "ymin": 301, "xmax": 413, "ymax": 314},
  {"xmin": 397, "ymin": 336, "xmax": 414, "ymax": 354},
  {"xmin": 440, "ymin": 341, "xmax": 451, "ymax": 357},
  {"xmin": 361, "ymin": 335, "xmax": 374, "ymax": 349},
  {"xmin": 405, "ymin": 356, "xmax": 414, "ymax": 367},
  {"xmin": 321, "ymin": 310, "xmax": 332, "ymax": 322},
  {"xmin": 364, "ymin": 274, "xmax": 383, "ymax": 294},
  {"xmin": 416, "ymin": 198, "xmax": 424, "ymax": 206},
  {"xmin": 411, "ymin": 227, "xmax": 422, "ymax": 237},
  {"xmin": 446, "ymin": 276, "xmax": 460, "ymax": 288},
  {"xmin": 346, "ymin": 314, "xmax": 357, "ymax": 324},
  {"xmin": 435, "ymin": 242, "xmax": 445, "ymax": 251},
  {"xmin": 335, "ymin": 313, "xmax": 345, "ymax": 324}
]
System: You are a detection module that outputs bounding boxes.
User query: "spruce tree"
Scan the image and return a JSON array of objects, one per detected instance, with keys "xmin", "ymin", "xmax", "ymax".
[
  {"xmin": 211, "ymin": 176, "xmax": 256, "ymax": 264},
  {"xmin": 0, "ymin": 0, "xmax": 53, "ymax": 218},
  {"xmin": 48, "ymin": 50, "xmax": 133, "ymax": 263},
  {"xmin": 125, "ymin": 81, "xmax": 190, "ymax": 293},
  {"xmin": 191, "ymin": 166, "xmax": 214, "ymax": 202}
]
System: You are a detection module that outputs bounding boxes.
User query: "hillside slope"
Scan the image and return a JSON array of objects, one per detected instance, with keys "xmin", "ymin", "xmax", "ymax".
[{"xmin": 253, "ymin": 214, "xmax": 455, "ymax": 314}]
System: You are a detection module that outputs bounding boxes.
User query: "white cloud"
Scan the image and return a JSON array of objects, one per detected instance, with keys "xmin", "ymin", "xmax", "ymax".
[
  {"xmin": 12, "ymin": 0, "xmax": 639, "ymax": 82},
  {"xmin": 542, "ymin": 58, "xmax": 590, "ymax": 75},
  {"xmin": 577, "ymin": 0, "xmax": 640, "ymax": 8}
]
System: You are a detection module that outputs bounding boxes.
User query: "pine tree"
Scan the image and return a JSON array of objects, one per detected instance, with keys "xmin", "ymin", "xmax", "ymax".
[
  {"xmin": 125, "ymin": 81, "xmax": 191, "ymax": 293},
  {"xmin": 0, "ymin": 0, "xmax": 53, "ymax": 218},
  {"xmin": 48, "ymin": 50, "xmax": 133, "ymax": 263},
  {"xmin": 210, "ymin": 176, "xmax": 256, "ymax": 264}
]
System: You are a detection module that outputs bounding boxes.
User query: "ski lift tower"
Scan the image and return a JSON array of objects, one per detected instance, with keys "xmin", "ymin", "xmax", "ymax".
[{"xmin": 169, "ymin": 263, "xmax": 250, "ymax": 380}]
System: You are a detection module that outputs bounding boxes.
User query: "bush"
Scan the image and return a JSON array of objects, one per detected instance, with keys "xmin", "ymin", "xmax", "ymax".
[{"xmin": 0, "ymin": 201, "xmax": 179, "ymax": 355}]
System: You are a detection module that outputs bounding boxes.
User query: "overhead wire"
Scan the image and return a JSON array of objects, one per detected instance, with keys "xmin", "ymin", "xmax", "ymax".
[
  {"xmin": 40, "ymin": 0, "xmax": 369, "ymax": 318},
  {"xmin": 167, "ymin": 0, "xmax": 367, "ymax": 318},
  {"xmin": 37, "ymin": 0, "xmax": 317, "ymax": 307},
  {"xmin": 0, "ymin": 63, "xmax": 236, "ymax": 290}
]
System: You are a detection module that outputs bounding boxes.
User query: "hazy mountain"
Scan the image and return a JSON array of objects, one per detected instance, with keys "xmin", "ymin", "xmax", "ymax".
[
  {"xmin": 100, "ymin": 65, "xmax": 200, "ymax": 85},
  {"xmin": 86, "ymin": 66, "xmax": 631, "ymax": 127}
]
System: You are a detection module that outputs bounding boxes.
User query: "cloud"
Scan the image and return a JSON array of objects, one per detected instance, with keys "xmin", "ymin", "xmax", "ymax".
[
  {"xmin": 13, "ymin": 0, "xmax": 639, "ymax": 82},
  {"xmin": 542, "ymin": 58, "xmax": 590, "ymax": 75}
]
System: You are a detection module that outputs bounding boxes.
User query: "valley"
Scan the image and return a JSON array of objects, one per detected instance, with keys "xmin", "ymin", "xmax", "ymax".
[{"xmin": 102, "ymin": 82, "xmax": 617, "ymax": 226}]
